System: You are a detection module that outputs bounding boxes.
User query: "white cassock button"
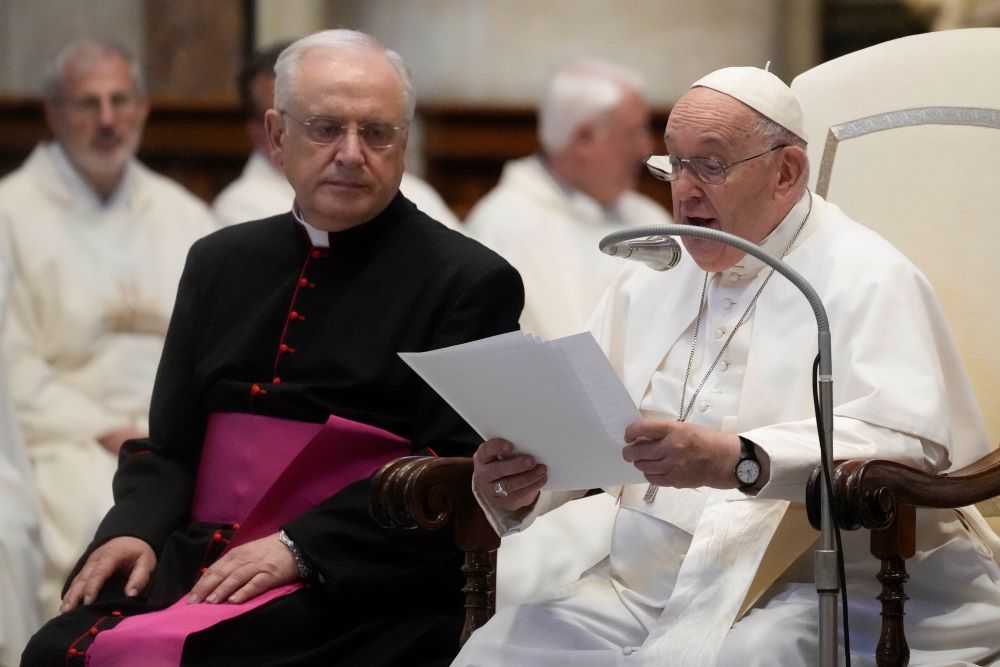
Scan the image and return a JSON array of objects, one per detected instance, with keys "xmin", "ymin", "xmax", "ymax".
[
  {"xmin": 720, "ymin": 359, "xmax": 730, "ymax": 371},
  {"xmin": 728, "ymin": 272, "xmax": 741, "ymax": 282},
  {"xmin": 622, "ymin": 646, "xmax": 635, "ymax": 656},
  {"xmin": 722, "ymin": 297, "xmax": 735, "ymax": 309},
  {"xmin": 699, "ymin": 401, "xmax": 710, "ymax": 412},
  {"xmin": 713, "ymin": 328, "xmax": 725, "ymax": 339}
]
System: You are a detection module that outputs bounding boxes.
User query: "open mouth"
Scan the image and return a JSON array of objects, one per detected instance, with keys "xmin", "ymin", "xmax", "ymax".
[{"xmin": 686, "ymin": 216, "xmax": 717, "ymax": 227}]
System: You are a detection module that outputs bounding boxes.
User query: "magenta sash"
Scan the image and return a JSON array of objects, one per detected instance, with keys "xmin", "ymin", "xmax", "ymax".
[{"xmin": 87, "ymin": 412, "xmax": 410, "ymax": 667}]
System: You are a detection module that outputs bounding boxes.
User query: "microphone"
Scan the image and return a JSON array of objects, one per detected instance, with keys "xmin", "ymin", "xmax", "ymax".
[{"xmin": 600, "ymin": 235, "xmax": 682, "ymax": 271}]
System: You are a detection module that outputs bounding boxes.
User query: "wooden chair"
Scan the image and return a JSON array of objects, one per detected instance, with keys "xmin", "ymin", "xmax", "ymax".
[
  {"xmin": 793, "ymin": 27, "xmax": 1000, "ymax": 667},
  {"xmin": 369, "ymin": 456, "xmax": 497, "ymax": 645}
]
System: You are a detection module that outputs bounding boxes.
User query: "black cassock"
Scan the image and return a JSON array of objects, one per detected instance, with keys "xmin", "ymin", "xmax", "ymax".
[{"xmin": 23, "ymin": 194, "xmax": 524, "ymax": 667}]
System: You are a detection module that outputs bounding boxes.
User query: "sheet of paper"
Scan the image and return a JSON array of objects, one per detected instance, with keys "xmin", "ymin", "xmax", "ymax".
[{"xmin": 400, "ymin": 332, "xmax": 644, "ymax": 490}]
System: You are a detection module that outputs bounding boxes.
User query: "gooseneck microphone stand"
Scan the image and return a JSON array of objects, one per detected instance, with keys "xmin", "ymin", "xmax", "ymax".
[{"xmin": 599, "ymin": 225, "xmax": 839, "ymax": 667}]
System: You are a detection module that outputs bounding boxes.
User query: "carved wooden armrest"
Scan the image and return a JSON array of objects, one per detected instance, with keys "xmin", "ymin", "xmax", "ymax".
[
  {"xmin": 807, "ymin": 449, "xmax": 1000, "ymax": 667},
  {"xmin": 370, "ymin": 456, "xmax": 500, "ymax": 646}
]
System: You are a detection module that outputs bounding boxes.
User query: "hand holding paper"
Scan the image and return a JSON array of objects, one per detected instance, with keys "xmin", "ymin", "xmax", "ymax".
[{"xmin": 400, "ymin": 332, "xmax": 646, "ymax": 490}]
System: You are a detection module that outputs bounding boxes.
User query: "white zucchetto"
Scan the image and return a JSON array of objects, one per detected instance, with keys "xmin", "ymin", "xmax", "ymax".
[{"xmin": 690, "ymin": 66, "xmax": 808, "ymax": 142}]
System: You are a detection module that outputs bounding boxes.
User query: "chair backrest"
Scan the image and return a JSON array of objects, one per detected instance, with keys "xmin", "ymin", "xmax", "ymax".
[{"xmin": 791, "ymin": 28, "xmax": 1000, "ymax": 445}]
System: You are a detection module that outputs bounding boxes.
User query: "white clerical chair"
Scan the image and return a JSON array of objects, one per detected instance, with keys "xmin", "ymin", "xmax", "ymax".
[{"xmin": 793, "ymin": 27, "xmax": 1000, "ymax": 667}]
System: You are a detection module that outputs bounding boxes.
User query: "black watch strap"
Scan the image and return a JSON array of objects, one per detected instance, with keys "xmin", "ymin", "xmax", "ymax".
[{"xmin": 735, "ymin": 436, "xmax": 762, "ymax": 489}]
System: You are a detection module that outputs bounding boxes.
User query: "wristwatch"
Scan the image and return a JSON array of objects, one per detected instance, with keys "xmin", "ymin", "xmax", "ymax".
[{"xmin": 735, "ymin": 436, "xmax": 761, "ymax": 490}]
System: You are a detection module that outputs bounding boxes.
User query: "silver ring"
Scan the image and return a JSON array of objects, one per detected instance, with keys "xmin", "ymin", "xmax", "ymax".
[{"xmin": 494, "ymin": 480, "xmax": 508, "ymax": 498}]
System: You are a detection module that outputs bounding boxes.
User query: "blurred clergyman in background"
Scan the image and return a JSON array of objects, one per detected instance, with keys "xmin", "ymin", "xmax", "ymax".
[
  {"xmin": 0, "ymin": 39, "xmax": 216, "ymax": 619},
  {"xmin": 465, "ymin": 57, "xmax": 671, "ymax": 340},
  {"xmin": 0, "ymin": 267, "xmax": 43, "ymax": 667},
  {"xmin": 464, "ymin": 57, "xmax": 672, "ymax": 609}
]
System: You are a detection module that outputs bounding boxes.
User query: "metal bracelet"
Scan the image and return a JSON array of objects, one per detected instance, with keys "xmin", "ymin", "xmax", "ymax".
[{"xmin": 278, "ymin": 529, "xmax": 313, "ymax": 579}]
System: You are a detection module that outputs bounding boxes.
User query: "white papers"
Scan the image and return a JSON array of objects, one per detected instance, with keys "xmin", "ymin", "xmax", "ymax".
[{"xmin": 400, "ymin": 332, "xmax": 645, "ymax": 490}]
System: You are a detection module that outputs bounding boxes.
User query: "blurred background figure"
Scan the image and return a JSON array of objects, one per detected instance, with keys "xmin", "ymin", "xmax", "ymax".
[
  {"xmin": 213, "ymin": 40, "xmax": 461, "ymax": 229},
  {"xmin": 0, "ymin": 38, "xmax": 216, "ymax": 618},
  {"xmin": 465, "ymin": 57, "xmax": 672, "ymax": 341},
  {"xmin": 0, "ymin": 262, "xmax": 43, "ymax": 667},
  {"xmin": 464, "ymin": 58, "xmax": 672, "ymax": 610}
]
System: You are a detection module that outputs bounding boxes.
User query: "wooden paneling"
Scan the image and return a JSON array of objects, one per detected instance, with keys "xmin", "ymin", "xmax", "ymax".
[
  {"xmin": 822, "ymin": 0, "xmax": 930, "ymax": 60},
  {"xmin": 0, "ymin": 96, "xmax": 48, "ymax": 178},
  {"xmin": 140, "ymin": 98, "xmax": 250, "ymax": 202},
  {"xmin": 143, "ymin": 0, "xmax": 247, "ymax": 100}
]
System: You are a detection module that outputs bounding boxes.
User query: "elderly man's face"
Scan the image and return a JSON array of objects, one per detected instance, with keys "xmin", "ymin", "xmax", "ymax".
[
  {"xmin": 586, "ymin": 88, "xmax": 654, "ymax": 205},
  {"xmin": 664, "ymin": 87, "xmax": 785, "ymax": 272},
  {"xmin": 267, "ymin": 49, "xmax": 407, "ymax": 232},
  {"xmin": 45, "ymin": 53, "xmax": 148, "ymax": 193}
]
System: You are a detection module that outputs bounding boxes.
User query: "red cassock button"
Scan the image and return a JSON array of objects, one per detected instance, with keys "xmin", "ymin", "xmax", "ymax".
[
  {"xmin": 298, "ymin": 278, "xmax": 309, "ymax": 287},
  {"xmin": 111, "ymin": 610, "xmax": 123, "ymax": 617},
  {"xmin": 311, "ymin": 249, "xmax": 322, "ymax": 259},
  {"xmin": 251, "ymin": 384, "xmax": 264, "ymax": 395},
  {"xmin": 272, "ymin": 377, "xmax": 282, "ymax": 384},
  {"xmin": 289, "ymin": 311, "xmax": 299, "ymax": 321}
]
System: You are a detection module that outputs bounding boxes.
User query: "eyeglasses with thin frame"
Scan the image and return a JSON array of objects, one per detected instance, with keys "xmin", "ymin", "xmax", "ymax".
[
  {"xmin": 646, "ymin": 144, "xmax": 787, "ymax": 185},
  {"xmin": 280, "ymin": 111, "xmax": 406, "ymax": 150}
]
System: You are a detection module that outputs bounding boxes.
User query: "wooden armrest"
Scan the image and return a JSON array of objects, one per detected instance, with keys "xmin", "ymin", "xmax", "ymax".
[
  {"xmin": 808, "ymin": 450, "xmax": 1000, "ymax": 532},
  {"xmin": 370, "ymin": 455, "xmax": 499, "ymax": 645},
  {"xmin": 806, "ymin": 451, "xmax": 1000, "ymax": 667}
]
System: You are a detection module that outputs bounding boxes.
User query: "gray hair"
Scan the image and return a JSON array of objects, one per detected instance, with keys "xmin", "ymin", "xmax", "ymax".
[
  {"xmin": 750, "ymin": 110, "xmax": 807, "ymax": 150},
  {"xmin": 43, "ymin": 39, "xmax": 146, "ymax": 102},
  {"xmin": 749, "ymin": 110, "xmax": 810, "ymax": 183},
  {"xmin": 274, "ymin": 29, "xmax": 415, "ymax": 121},
  {"xmin": 538, "ymin": 58, "xmax": 645, "ymax": 154}
]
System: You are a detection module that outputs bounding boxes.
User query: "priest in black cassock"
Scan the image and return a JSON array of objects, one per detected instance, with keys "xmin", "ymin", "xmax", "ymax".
[{"xmin": 22, "ymin": 29, "xmax": 523, "ymax": 667}]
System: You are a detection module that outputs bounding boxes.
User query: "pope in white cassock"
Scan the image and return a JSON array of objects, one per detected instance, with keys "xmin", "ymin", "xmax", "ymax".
[
  {"xmin": 454, "ymin": 67, "xmax": 1000, "ymax": 666},
  {"xmin": 0, "ymin": 40, "xmax": 216, "ymax": 619},
  {"xmin": 464, "ymin": 58, "xmax": 674, "ymax": 609}
]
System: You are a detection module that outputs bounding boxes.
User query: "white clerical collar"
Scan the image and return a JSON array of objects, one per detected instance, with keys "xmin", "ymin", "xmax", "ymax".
[
  {"xmin": 722, "ymin": 190, "xmax": 812, "ymax": 282},
  {"xmin": 291, "ymin": 202, "xmax": 330, "ymax": 247},
  {"xmin": 48, "ymin": 142, "xmax": 135, "ymax": 211},
  {"xmin": 539, "ymin": 155, "xmax": 624, "ymax": 225}
]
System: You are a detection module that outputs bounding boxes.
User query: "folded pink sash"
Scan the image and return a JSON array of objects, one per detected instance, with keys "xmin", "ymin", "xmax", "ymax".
[{"xmin": 86, "ymin": 412, "xmax": 410, "ymax": 667}]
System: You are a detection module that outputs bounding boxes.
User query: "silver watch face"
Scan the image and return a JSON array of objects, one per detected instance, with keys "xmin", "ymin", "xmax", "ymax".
[{"xmin": 736, "ymin": 459, "xmax": 761, "ymax": 485}]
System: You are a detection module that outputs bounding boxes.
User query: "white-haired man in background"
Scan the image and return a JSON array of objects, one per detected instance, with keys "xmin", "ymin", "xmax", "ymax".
[
  {"xmin": 465, "ymin": 58, "xmax": 672, "ymax": 609},
  {"xmin": 0, "ymin": 39, "xmax": 216, "ymax": 621},
  {"xmin": 466, "ymin": 57, "xmax": 671, "ymax": 340}
]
